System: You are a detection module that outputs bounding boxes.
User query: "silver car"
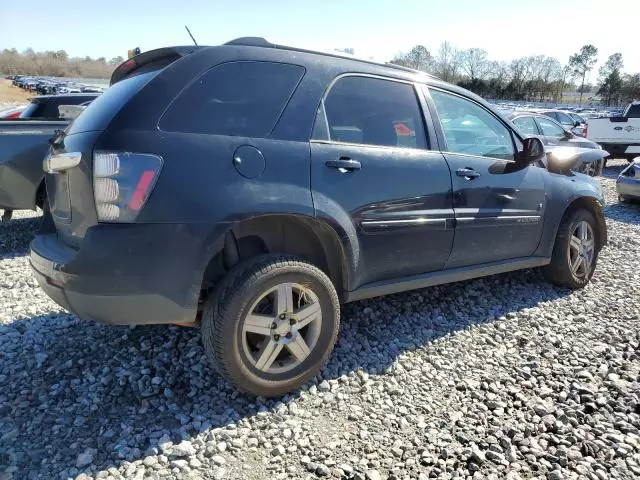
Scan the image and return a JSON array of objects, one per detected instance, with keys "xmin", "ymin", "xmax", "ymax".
[{"xmin": 617, "ymin": 158, "xmax": 640, "ymax": 202}]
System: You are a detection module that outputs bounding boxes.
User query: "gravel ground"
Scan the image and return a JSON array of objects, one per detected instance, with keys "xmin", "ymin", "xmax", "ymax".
[{"xmin": 1, "ymin": 160, "xmax": 639, "ymax": 480}]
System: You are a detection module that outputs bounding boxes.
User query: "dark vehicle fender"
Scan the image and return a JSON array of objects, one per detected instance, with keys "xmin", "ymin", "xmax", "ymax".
[
  {"xmin": 197, "ymin": 212, "xmax": 355, "ymax": 300},
  {"xmin": 535, "ymin": 175, "xmax": 606, "ymax": 257}
]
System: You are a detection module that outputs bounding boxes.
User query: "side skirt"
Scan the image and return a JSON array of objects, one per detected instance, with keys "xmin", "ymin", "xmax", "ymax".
[{"xmin": 344, "ymin": 256, "xmax": 551, "ymax": 303}]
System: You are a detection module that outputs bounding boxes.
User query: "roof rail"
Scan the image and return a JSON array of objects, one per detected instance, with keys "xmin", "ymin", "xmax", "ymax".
[{"xmin": 224, "ymin": 37, "xmax": 434, "ymax": 78}]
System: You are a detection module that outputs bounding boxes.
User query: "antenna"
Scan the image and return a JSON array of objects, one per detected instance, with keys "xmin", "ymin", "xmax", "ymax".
[{"xmin": 185, "ymin": 26, "xmax": 198, "ymax": 46}]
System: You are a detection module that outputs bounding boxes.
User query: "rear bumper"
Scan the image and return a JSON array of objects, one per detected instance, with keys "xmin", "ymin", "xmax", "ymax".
[
  {"xmin": 599, "ymin": 143, "xmax": 640, "ymax": 158},
  {"xmin": 30, "ymin": 221, "xmax": 222, "ymax": 325}
]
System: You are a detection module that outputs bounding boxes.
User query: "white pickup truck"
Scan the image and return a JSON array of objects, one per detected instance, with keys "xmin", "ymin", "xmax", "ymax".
[{"xmin": 587, "ymin": 101, "xmax": 640, "ymax": 162}]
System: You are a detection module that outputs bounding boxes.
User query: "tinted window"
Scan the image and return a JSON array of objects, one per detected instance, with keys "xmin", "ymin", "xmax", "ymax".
[
  {"xmin": 512, "ymin": 116, "xmax": 538, "ymax": 135},
  {"xmin": 160, "ymin": 61, "xmax": 304, "ymax": 137},
  {"xmin": 68, "ymin": 70, "xmax": 158, "ymax": 135},
  {"xmin": 536, "ymin": 116, "xmax": 566, "ymax": 137},
  {"xmin": 430, "ymin": 90, "xmax": 514, "ymax": 160},
  {"xmin": 320, "ymin": 76, "xmax": 426, "ymax": 149},
  {"xmin": 627, "ymin": 105, "xmax": 640, "ymax": 118},
  {"xmin": 19, "ymin": 102, "xmax": 45, "ymax": 119},
  {"xmin": 556, "ymin": 112, "xmax": 574, "ymax": 126},
  {"xmin": 569, "ymin": 113, "xmax": 585, "ymax": 123}
]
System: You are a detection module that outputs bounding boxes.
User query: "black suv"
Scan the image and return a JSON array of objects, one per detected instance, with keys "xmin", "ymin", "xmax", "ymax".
[{"xmin": 31, "ymin": 39, "xmax": 607, "ymax": 396}]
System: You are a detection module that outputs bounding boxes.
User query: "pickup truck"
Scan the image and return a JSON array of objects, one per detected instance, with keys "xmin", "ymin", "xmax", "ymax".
[
  {"xmin": 0, "ymin": 120, "xmax": 69, "ymax": 221},
  {"xmin": 0, "ymin": 95, "xmax": 98, "ymax": 221},
  {"xmin": 587, "ymin": 101, "xmax": 640, "ymax": 162}
]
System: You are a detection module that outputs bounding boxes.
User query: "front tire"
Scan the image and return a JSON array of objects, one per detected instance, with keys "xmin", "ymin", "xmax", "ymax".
[
  {"xmin": 542, "ymin": 209, "xmax": 599, "ymax": 289},
  {"xmin": 201, "ymin": 255, "xmax": 340, "ymax": 397}
]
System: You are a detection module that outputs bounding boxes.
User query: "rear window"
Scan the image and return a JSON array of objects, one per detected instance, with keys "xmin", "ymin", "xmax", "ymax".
[
  {"xmin": 67, "ymin": 71, "xmax": 159, "ymax": 134},
  {"xmin": 19, "ymin": 102, "xmax": 45, "ymax": 119},
  {"xmin": 159, "ymin": 61, "xmax": 305, "ymax": 137},
  {"xmin": 627, "ymin": 105, "xmax": 640, "ymax": 118}
]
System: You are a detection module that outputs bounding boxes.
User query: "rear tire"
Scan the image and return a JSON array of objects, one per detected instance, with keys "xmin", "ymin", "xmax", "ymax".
[
  {"xmin": 201, "ymin": 255, "xmax": 340, "ymax": 397},
  {"xmin": 542, "ymin": 209, "xmax": 599, "ymax": 289}
]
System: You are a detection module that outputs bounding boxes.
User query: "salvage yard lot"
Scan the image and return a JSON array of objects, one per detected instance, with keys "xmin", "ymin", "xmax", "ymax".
[{"xmin": 1, "ymin": 161, "xmax": 639, "ymax": 479}]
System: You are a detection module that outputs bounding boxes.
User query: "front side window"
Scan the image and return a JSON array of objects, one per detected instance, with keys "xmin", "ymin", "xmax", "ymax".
[
  {"xmin": 512, "ymin": 116, "xmax": 538, "ymax": 135},
  {"xmin": 160, "ymin": 61, "xmax": 305, "ymax": 137},
  {"xmin": 320, "ymin": 76, "xmax": 427, "ymax": 149},
  {"xmin": 430, "ymin": 89, "xmax": 514, "ymax": 160},
  {"xmin": 535, "ymin": 116, "xmax": 566, "ymax": 137}
]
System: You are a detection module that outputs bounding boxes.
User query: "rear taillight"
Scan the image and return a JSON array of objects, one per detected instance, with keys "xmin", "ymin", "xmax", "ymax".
[
  {"xmin": 583, "ymin": 124, "xmax": 588, "ymax": 138},
  {"xmin": 93, "ymin": 151, "xmax": 162, "ymax": 222}
]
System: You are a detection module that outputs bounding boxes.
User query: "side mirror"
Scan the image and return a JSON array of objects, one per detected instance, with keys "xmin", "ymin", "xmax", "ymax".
[
  {"xmin": 516, "ymin": 137, "xmax": 545, "ymax": 164},
  {"xmin": 574, "ymin": 121, "xmax": 581, "ymax": 127}
]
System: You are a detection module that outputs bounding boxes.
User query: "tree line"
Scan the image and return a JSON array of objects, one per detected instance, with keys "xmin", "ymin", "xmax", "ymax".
[
  {"xmin": 389, "ymin": 43, "xmax": 640, "ymax": 106},
  {"xmin": 0, "ymin": 48, "xmax": 124, "ymax": 79}
]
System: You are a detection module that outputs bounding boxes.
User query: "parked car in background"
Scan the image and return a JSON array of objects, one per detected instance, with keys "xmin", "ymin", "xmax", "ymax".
[
  {"xmin": 588, "ymin": 101, "xmax": 640, "ymax": 162},
  {"xmin": 564, "ymin": 112, "xmax": 588, "ymax": 136},
  {"xmin": 0, "ymin": 96, "xmax": 96, "ymax": 221},
  {"xmin": 538, "ymin": 109, "xmax": 586, "ymax": 137},
  {"xmin": 617, "ymin": 157, "xmax": 640, "ymax": 202},
  {"xmin": 506, "ymin": 112, "xmax": 604, "ymax": 175},
  {"xmin": 31, "ymin": 39, "xmax": 607, "ymax": 397},
  {"xmin": 19, "ymin": 93, "xmax": 99, "ymax": 120}
]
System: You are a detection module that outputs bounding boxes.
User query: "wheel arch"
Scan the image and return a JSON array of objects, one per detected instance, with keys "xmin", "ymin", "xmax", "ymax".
[
  {"xmin": 200, "ymin": 214, "xmax": 353, "ymax": 300},
  {"xmin": 562, "ymin": 196, "xmax": 607, "ymax": 250}
]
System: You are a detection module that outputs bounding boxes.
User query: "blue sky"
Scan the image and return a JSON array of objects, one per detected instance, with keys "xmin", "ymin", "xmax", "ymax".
[{"xmin": 2, "ymin": 0, "xmax": 639, "ymax": 74}]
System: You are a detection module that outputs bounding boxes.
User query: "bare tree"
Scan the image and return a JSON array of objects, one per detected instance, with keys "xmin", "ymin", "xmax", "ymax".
[
  {"xmin": 460, "ymin": 48, "xmax": 488, "ymax": 81},
  {"xmin": 569, "ymin": 45, "xmax": 598, "ymax": 104},
  {"xmin": 390, "ymin": 45, "xmax": 433, "ymax": 72},
  {"xmin": 433, "ymin": 42, "xmax": 462, "ymax": 82}
]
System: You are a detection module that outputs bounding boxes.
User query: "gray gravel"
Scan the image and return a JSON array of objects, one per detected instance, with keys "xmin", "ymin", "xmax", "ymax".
[{"xmin": 1, "ymin": 160, "xmax": 639, "ymax": 480}]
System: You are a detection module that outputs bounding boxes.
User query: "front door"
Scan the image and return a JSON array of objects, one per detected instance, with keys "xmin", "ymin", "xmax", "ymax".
[
  {"xmin": 427, "ymin": 88, "xmax": 546, "ymax": 268},
  {"xmin": 310, "ymin": 75, "xmax": 455, "ymax": 288}
]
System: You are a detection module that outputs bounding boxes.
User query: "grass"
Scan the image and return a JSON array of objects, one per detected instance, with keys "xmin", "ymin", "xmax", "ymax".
[{"xmin": 0, "ymin": 79, "xmax": 33, "ymax": 104}]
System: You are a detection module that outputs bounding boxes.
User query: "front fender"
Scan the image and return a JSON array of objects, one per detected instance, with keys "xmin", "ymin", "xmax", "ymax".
[{"xmin": 535, "ymin": 172, "xmax": 606, "ymax": 257}]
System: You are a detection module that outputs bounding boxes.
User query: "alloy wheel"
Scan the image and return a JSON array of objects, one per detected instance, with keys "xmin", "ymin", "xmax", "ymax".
[
  {"xmin": 241, "ymin": 282, "xmax": 322, "ymax": 374},
  {"xmin": 568, "ymin": 220, "xmax": 595, "ymax": 279}
]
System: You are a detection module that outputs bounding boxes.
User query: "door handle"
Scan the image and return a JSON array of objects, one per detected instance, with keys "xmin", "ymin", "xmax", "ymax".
[
  {"xmin": 456, "ymin": 168, "xmax": 480, "ymax": 179},
  {"xmin": 325, "ymin": 157, "xmax": 361, "ymax": 171}
]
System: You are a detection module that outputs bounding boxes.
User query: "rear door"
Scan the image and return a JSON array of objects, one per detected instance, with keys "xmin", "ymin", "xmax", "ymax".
[
  {"xmin": 310, "ymin": 75, "xmax": 454, "ymax": 287},
  {"xmin": 425, "ymin": 87, "xmax": 546, "ymax": 268}
]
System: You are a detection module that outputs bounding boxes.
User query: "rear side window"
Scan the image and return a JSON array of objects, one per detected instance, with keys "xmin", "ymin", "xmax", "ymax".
[
  {"xmin": 160, "ymin": 61, "xmax": 304, "ymax": 137},
  {"xmin": 512, "ymin": 116, "xmax": 538, "ymax": 135},
  {"xmin": 556, "ymin": 112, "xmax": 574, "ymax": 126},
  {"xmin": 68, "ymin": 71, "xmax": 158, "ymax": 135},
  {"xmin": 319, "ymin": 76, "xmax": 427, "ymax": 149},
  {"xmin": 536, "ymin": 116, "xmax": 565, "ymax": 137}
]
